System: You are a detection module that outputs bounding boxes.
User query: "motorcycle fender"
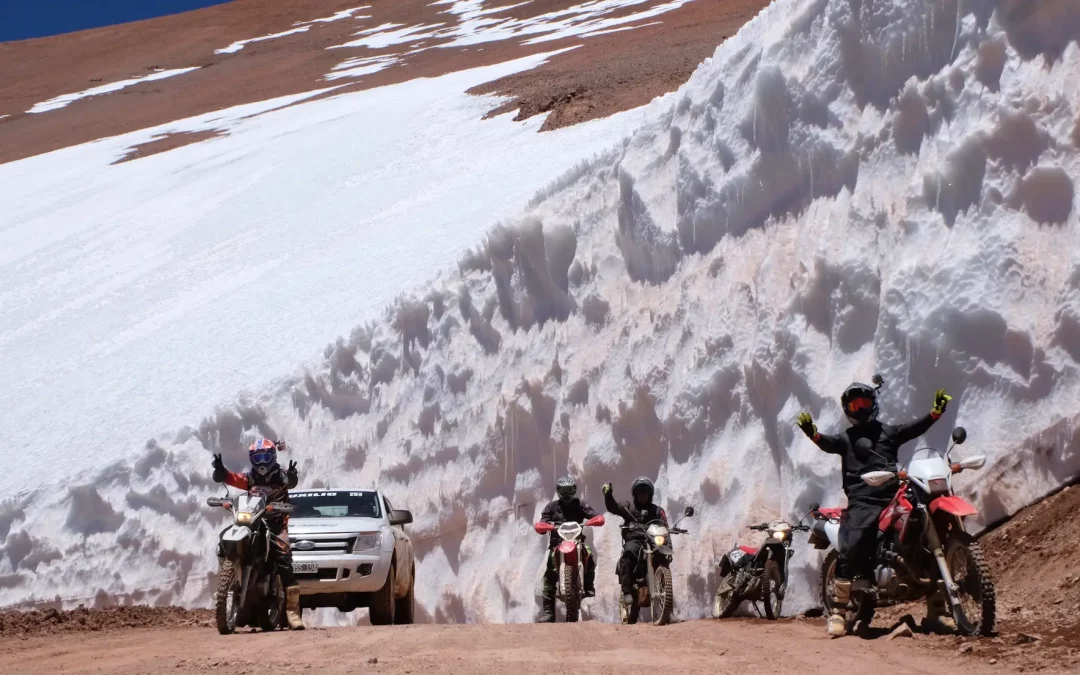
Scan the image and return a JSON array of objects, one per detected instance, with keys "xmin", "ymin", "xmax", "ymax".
[
  {"xmin": 655, "ymin": 544, "xmax": 674, "ymax": 557},
  {"xmin": 717, "ymin": 553, "xmax": 735, "ymax": 578},
  {"xmin": 223, "ymin": 525, "xmax": 252, "ymax": 542},
  {"xmin": 557, "ymin": 540, "xmax": 578, "ymax": 567},
  {"xmin": 822, "ymin": 520, "xmax": 841, "ymax": 549},
  {"xmin": 929, "ymin": 495, "xmax": 978, "ymax": 517},
  {"xmin": 221, "ymin": 525, "xmax": 252, "ymax": 559}
]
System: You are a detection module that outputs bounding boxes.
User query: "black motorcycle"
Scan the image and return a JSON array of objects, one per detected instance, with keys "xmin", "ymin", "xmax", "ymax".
[
  {"xmin": 208, "ymin": 486, "xmax": 293, "ymax": 634},
  {"xmin": 619, "ymin": 506, "xmax": 694, "ymax": 626},
  {"xmin": 713, "ymin": 518, "xmax": 810, "ymax": 619}
]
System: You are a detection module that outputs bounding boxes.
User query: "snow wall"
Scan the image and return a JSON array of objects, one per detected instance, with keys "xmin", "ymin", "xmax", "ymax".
[{"xmin": 3, "ymin": 0, "xmax": 1080, "ymax": 624}]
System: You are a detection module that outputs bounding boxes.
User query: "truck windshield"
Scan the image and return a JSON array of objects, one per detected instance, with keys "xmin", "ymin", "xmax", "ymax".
[{"xmin": 290, "ymin": 491, "xmax": 381, "ymax": 519}]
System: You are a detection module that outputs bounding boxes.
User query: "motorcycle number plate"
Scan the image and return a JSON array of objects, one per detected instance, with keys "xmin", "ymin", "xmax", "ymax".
[{"xmin": 292, "ymin": 562, "xmax": 318, "ymax": 574}]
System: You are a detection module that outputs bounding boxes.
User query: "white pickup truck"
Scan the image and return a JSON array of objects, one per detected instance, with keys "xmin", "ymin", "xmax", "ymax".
[{"xmin": 287, "ymin": 488, "xmax": 415, "ymax": 624}]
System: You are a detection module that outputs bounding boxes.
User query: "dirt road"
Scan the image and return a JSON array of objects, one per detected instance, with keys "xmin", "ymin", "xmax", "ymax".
[{"xmin": 0, "ymin": 618, "xmax": 1047, "ymax": 675}]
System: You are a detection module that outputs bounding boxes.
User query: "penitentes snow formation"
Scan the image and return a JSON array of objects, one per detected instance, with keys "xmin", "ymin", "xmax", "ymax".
[{"xmin": 2, "ymin": 0, "xmax": 1079, "ymax": 623}]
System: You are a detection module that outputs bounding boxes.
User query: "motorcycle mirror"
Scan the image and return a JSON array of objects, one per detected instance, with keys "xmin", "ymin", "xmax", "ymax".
[
  {"xmin": 855, "ymin": 438, "xmax": 873, "ymax": 452},
  {"xmin": 958, "ymin": 454, "xmax": 986, "ymax": 470},
  {"xmin": 861, "ymin": 471, "xmax": 896, "ymax": 487},
  {"xmin": 951, "ymin": 427, "xmax": 967, "ymax": 445},
  {"xmin": 808, "ymin": 502, "xmax": 820, "ymax": 513},
  {"xmin": 683, "ymin": 506, "xmax": 695, "ymax": 518},
  {"xmin": 872, "ymin": 373, "xmax": 885, "ymax": 389}
]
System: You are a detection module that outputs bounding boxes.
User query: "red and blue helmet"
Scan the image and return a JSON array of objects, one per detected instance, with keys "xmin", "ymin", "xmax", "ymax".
[{"xmin": 249, "ymin": 438, "xmax": 278, "ymax": 475}]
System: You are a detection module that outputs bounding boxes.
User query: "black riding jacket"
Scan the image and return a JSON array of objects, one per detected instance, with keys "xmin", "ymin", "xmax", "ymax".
[
  {"xmin": 813, "ymin": 413, "xmax": 940, "ymax": 504},
  {"xmin": 604, "ymin": 491, "xmax": 668, "ymax": 544},
  {"xmin": 540, "ymin": 497, "xmax": 599, "ymax": 549}
]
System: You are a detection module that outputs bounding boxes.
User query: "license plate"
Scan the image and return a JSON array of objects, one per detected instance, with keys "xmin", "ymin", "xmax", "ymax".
[{"xmin": 292, "ymin": 562, "xmax": 318, "ymax": 574}]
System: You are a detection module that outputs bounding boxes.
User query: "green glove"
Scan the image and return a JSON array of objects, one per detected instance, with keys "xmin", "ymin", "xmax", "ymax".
[
  {"xmin": 602, "ymin": 482, "xmax": 613, "ymax": 496},
  {"xmin": 932, "ymin": 388, "xmax": 952, "ymax": 416},
  {"xmin": 796, "ymin": 412, "xmax": 817, "ymax": 438}
]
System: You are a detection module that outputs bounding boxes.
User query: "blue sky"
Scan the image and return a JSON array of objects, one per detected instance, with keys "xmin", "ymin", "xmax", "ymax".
[{"xmin": 1, "ymin": 0, "xmax": 230, "ymax": 42}]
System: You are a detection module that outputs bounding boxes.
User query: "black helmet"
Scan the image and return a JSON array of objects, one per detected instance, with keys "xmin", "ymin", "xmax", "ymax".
[
  {"xmin": 841, "ymin": 382, "xmax": 879, "ymax": 425},
  {"xmin": 631, "ymin": 476, "xmax": 654, "ymax": 506},
  {"xmin": 556, "ymin": 475, "xmax": 577, "ymax": 502}
]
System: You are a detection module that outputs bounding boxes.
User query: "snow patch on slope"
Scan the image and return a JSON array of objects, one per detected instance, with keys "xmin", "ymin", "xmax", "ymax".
[
  {"xmin": 26, "ymin": 68, "xmax": 201, "ymax": 113},
  {"xmin": 4, "ymin": 0, "xmax": 1080, "ymax": 629},
  {"xmin": 215, "ymin": 26, "xmax": 311, "ymax": 54}
]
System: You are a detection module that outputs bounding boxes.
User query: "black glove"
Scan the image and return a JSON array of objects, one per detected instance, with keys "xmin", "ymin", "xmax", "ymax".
[
  {"xmin": 211, "ymin": 454, "xmax": 227, "ymax": 483},
  {"xmin": 796, "ymin": 412, "xmax": 817, "ymax": 438},
  {"xmin": 287, "ymin": 460, "xmax": 298, "ymax": 479}
]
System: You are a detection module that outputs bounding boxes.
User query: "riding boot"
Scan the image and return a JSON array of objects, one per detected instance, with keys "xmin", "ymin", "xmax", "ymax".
[
  {"xmin": 924, "ymin": 584, "xmax": 958, "ymax": 633},
  {"xmin": 539, "ymin": 579, "xmax": 556, "ymax": 623},
  {"xmin": 285, "ymin": 585, "xmax": 306, "ymax": 630},
  {"xmin": 827, "ymin": 579, "xmax": 850, "ymax": 638},
  {"xmin": 583, "ymin": 551, "xmax": 596, "ymax": 598}
]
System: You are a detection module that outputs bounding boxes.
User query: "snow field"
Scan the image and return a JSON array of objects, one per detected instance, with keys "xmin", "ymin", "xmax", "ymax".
[{"xmin": 3, "ymin": 0, "xmax": 1080, "ymax": 629}]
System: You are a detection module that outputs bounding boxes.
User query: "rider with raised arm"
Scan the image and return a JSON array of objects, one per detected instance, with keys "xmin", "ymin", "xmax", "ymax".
[
  {"xmin": 796, "ymin": 383, "xmax": 953, "ymax": 637},
  {"xmin": 537, "ymin": 475, "xmax": 600, "ymax": 622},
  {"xmin": 212, "ymin": 438, "xmax": 305, "ymax": 630},
  {"xmin": 602, "ymin": 477, "xmax": 668, "ymax": 610}
]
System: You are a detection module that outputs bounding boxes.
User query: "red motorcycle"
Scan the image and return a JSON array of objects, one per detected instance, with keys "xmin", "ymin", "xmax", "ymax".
[
  {"xmin": 809, "ymin": 426, "xmax": 996, "ymax": 636},
  {"xmin": 534, "ymin": 515, "xmax": 605, "ymax": 622}
]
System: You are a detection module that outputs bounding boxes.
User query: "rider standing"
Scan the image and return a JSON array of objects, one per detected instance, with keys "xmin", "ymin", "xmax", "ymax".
[
  {"xmin": 602, "ymin": 477, "xmax": 668, "ymax": 610},
  {"xmin": 538, "ymin": 476, "xmax": 599, "ymax": 622},
  {"xmin": 212, "ymin": 438, "xmax": 305, "ymax": 630},
  {"xmin": 797, "ymin": 383, "xmax": 954, "ymax": 637}
]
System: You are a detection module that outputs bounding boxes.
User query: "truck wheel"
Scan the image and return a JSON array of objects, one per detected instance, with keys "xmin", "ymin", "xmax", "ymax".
[
  {"xmin": 369, "ymin": 563, "xmax": 396, "ymax": 626},
  {"xmin": 393, "ymin": 562, "xmax": 415, "ymax": 625}
]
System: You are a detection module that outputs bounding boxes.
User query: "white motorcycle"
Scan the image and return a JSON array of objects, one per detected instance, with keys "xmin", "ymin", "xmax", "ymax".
[
  {"xmin": 208, "ymin": 487, "xmax": 294, "ymax": 635},
  {"xmin": 620, "ymin": 506, "xmax": 694, "ymax": 626}
]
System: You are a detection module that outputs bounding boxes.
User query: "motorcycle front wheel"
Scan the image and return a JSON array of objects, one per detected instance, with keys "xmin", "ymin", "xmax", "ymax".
[
  {"xmin": 713, "ymin": 573, "xmax": 740, "ymax": 619},
  {"xmin": 651, "ymin": 566, "xmax": 673, "ymax": 626},
  {"xmin": 561, "ymin": 562, "xmax": 580, "ymax": 623},
  {"xmin": 945, "ymin": 535, "xmax": 996, "ymax": 636},
  {"xmin": 215, "ymin": 560, "xmax": 241, "ymax": 635},
  {"xmin": 762, "ymin": 560, "xmax": 782, "ymax": 620}
]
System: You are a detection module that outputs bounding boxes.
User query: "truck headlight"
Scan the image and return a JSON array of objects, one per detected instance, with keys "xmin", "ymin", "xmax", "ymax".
[{"xmin": 353, "ymin": 533, "xmax": 381, "ymax": 552}]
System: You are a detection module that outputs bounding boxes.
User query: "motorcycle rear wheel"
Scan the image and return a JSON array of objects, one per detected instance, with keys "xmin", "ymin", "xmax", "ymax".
[
  {"xmin": 561, "ymin": 563, "xmax": 580, "ymax": 623},
  {"xmin": 762, "ymin": 560, "xmax": 782, "ymax": 620},
  {"xmin": 651, "ymin": 566, "xmax": 673, "ymax": 626},
  {"xmin": 945, "ymin": 535, "xmax": 996, "ymax": 636},
  {"xmin": 713, "ymin": 573, "xmax": 740, "ymax": 619},
  {"xmin": 821, "ymin": 550, "xmax": 875, "ymax": 635},
  {"xmin": 215, "ymin": 560, "xmax": 240, "ymax": 635}
]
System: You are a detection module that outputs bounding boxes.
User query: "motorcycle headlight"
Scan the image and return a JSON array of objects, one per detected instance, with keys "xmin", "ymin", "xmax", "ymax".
[
  {"xmin": 771, "ymin": 530, "xmax": 787, "ymax": 541},
  {"xmin": 928, "ymin": 478, "xmax": 949, "ymax": 495},
  {"xmin": 653, "ymin": 535, "xmax": 667, "ymax": 546},
  {"xmin": 353, "ymin": 532, "xmax": 381, "ymax": 552},
  {"xmin": 236, "ymin": 512, "xmax": 252, "ymax": 526}
]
